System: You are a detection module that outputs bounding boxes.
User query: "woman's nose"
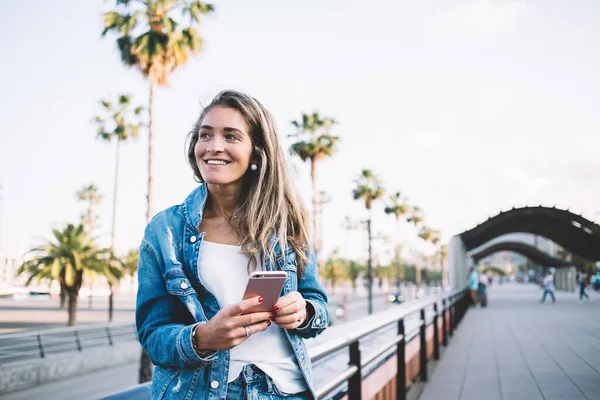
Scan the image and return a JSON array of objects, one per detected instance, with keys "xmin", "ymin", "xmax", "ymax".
[{"xmin": 207, "ymin": 137, "xmax": 225, "ymax": 153}]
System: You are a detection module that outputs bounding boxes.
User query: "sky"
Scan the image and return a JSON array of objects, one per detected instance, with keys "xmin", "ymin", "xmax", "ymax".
[{"xmin": 1, "ymin": 0, "xmax": 599, "ymax": 264}]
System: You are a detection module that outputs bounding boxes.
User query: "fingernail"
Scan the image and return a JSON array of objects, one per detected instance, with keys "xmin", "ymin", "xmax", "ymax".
[
  {"xmin": 270, "ymin": 313, "xmax": 275, "ymax": 318},
  {"xmin": 267, "ymin": 321, "xmax": 271, "ymax": 326},
  {"xmin": 273, "ymin": 305, "xmax": 279, "ymax": 311},
  {"xmin": 258, "ymin": 296, "xmax": 264, "ymax": 303}
]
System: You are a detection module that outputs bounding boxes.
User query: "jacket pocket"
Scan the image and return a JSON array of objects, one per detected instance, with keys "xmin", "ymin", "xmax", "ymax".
[
  {"xmin": 152, "ymin": 367, "xmax": 182, "ymax": 400},
  {"xmin": 164, "ymin": 269, "xmax": 196, "ymax": 296},
  {"xmin": 164, "ymin": 269, "xmax": 205, "ymax": 321}
]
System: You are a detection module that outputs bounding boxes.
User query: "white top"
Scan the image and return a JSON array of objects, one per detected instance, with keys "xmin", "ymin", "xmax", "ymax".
[
  {"xmin": 197, "ymin": 240, "xmax": 307, "ymax": 394},
  {"xmin": 543, "ymin": 275, "xmax": 554, "ymax": 290}
]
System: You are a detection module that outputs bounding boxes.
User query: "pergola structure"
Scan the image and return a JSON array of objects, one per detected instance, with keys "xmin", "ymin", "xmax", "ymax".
[
  {"xmin": 471, "ymin": 241, "xmax": 576, "ymax": 268},
  {"xmin": 448, "ymin": 206, "xmax": 600, "ymax": 288},
  {"xmin": 460, "ymin": 206, "xmax": 600, "ymax": 261}
]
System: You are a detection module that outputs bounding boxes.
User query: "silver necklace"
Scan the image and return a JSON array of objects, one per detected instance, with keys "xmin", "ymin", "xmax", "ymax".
[{"xmin": 206, "ymin": 206, "xmax": 237, "ymax": 219}]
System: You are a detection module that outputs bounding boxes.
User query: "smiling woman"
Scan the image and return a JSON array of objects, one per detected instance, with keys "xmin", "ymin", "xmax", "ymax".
[{"xmin": 136, "ymin": 90, "xmax": 329, "ymax": 400}]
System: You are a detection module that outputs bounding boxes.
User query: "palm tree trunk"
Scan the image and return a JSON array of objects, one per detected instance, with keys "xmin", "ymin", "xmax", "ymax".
[
  {"xmin": 147, "ymin": 82, "xmax": 155, "ymax": 224},
  {"xmin": 111, "ymin": 140, "xmax": 120, "ymax": 249},
  {"xmin": 367, "ymin": 217, "xmax": 373, "ymax": 315},
  {"xmin": 88, "ymin": 283, "xmax": 93, "ymax": 309},
  {"xmin": 87, "ymin": 198, "xmax": 93, "ymax": 231},
  {"xmin": 67, "ymin": 291, "xmax": 78, "ymax": 327},
  {"xmin": 59, "ymin": 285, "xmax": 66, "ymax": 309},
  {"xmin": 310, "ymin": 158, "xmax": 319, "ymax": 261},
  {"xmin": 140, "ymin": 82, "xmax": 156, "ymax": 384},
  {"xmin": 108, "ymin": 283, "xmax": 114, "ymax": 322}
]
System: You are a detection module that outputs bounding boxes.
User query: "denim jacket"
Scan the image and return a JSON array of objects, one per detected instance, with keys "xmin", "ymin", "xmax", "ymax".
[{"xmin": 136, "ymin": 184, "xmax": 329, "ymax": 400}]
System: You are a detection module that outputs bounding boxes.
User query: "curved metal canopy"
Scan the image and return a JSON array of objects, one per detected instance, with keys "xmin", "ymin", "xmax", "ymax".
[
  {"xmin": 471, "ymin": 241, "xmax": 576, "ymax": 268},
  {"xmin": 479, "ymin": 266, "xmax": 509, "ymax": 276},
  {"xmin": 460, "ymin": 206, "xmax": 600, "ymax": 261}
]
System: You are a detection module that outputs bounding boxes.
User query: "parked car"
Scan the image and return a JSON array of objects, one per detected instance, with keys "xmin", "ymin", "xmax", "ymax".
[{"xmin": 389, "ymin": 292, "xmax": 405, "ymax": 304}]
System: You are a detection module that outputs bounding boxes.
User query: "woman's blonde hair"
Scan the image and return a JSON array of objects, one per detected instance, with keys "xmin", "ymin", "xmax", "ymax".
[{"xmin": 187, "ymin": 90, "xmax": 312, "ymax": 277}]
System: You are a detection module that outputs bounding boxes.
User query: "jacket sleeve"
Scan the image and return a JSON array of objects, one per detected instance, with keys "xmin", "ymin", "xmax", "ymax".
[
  {"xmin": 136, "ymin": 240, "xmax": 215, "ymax": 369},
  {"xmin": 295, "ymin": 251, "xmax": 329, "ymax": 339}
]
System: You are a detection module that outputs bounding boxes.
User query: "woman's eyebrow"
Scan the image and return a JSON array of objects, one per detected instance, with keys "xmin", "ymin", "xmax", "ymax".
[
  {"xmin": 223, "ymin": 127, "xmax": 244, "ymax": 134},
  {"xmin": 199, "ymin": 125, "xmax": 243, "ymax": 134}
]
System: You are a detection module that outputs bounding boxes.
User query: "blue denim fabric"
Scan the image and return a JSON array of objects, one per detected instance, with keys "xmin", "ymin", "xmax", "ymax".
[
  {"xmin": 540, "ymin": 288, "xmax": 555, "ymax": 303},
  {"xmin": 136, "ymin": 184, "xmax": 328, "ymax": 400},
  {"xmin": 226, "ymin": 365, "xmax": 311, "ymax": 399}
]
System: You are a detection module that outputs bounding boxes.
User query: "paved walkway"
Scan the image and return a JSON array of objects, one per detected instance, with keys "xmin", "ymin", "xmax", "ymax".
[{"xmin": 420, "ymin": 284, "xmax": 600, "ymax": 400}]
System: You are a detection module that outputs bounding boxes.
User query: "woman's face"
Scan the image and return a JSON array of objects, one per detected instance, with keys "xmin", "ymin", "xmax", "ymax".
[{"xmin": 195, "ymin": 106, "xmax": 254, "ymax": 187}]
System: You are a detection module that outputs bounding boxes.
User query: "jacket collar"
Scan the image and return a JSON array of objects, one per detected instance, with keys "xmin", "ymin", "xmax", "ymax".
[
  {"xmin": 182, "ymin": 183, "xmax": 208, "ymax": 233},
  {"xmin": 181, "ymin": 183, "xmax": 285, "ymax": 258}
]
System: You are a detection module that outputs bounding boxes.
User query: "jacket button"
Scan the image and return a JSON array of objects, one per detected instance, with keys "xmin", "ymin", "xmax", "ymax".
[
  {"xmin": 316, "ymin": 318, "xmax": 321, "ymax": 325},
  {"xmin": 190, "ymin": 236, "xmax": 197, "ymax": 243},
  {"xmin": 180, "ymin": 281, "xmax": 189, "ymax": 290},
  {"xmin": 210, "ymin": 380, "xmax": 219, "ymax": 389}
]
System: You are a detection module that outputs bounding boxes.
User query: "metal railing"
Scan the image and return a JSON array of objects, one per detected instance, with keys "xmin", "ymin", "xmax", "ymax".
[
  {"xmin": 102, "ymin": 287, "xmax": 469, "ymax": 400},
  {"xmin": 0, "ymin": 321, "xmax": 137, "ymax": 365},
  {"xmin": 310, "ymin": 287, "xmax": 468, "ymax": 399}
]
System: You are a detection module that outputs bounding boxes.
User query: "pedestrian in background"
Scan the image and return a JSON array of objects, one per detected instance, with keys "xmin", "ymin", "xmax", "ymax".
[
  {"xmin": 578, "ymin": 270, "xmax": 591, "ymax": 303},
  {"xmin": 539, "ymin": 270, "xmax": 556, "ymax": 303},
  {"xmin": 592, "ymin": 271, "xmax": 600, "ymax": 292},
  {"xmin": 468, "ymin": 267, "xmax": 480, "ymax": 308}
]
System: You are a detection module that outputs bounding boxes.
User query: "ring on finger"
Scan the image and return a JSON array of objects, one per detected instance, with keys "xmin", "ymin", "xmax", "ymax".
[{"xmin": 245, "ymin": 326, "xmax": 250, "ymax": 337}]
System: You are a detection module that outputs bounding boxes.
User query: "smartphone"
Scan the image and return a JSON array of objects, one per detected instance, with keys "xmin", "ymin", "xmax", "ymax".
[{"xmin": 242, "ymin": 271, "xmax": 288, "ymax": 314}]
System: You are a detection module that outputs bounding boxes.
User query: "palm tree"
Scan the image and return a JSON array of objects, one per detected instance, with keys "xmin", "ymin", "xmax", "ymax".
[
  {"xmin": 122, "ymin": 249, "xmax": 139, "ymax": 278},
  {"xmin": 76, "ymin": 184, "xmax": 103, "ymax": 309},
  {"xmin": 94, "ymin": 94, "xmax": 143, "ymax": 250},
  {"xmin": 76, "ymin": 184, "xmax": 103, "ymax": 232},
  {"xmin": 323, "ymin": 256, "xmax": 344, "ymax": 295},
  {"xmin": 104, "ymin": 255, "xmax": 125, "ymax": 322},
  {"xmin": 384, "ymin": 192, "xmax": 412, "ymax": 288},
  {"xmin": 17, "ymin": 224, "xmax": 108, "ymax": 326},
  {"xmin": 438, "ymin": 244, "xmax": 448, "ymax": 288},
  {"xmin": 417, "ymin": 226, "xmax": 441, "ymax": 285},
  {"xmin": 102, "ymin": 0, "xmax": 214, "ymax": 224},
  {"xmin": 408, "ymin": 206, "xmax": 424, "ymax": 226},
  {"xmin": 289, "ymin": 112, "xmax": 338, "ymax": 260},
  {"xmin": 346, "ymin": 261, "xmax": 364, "ymax": 291},
  {"xmin": 418, "ymin": 226, "xmax": 440, "ymax": 245},
  {"xmin": 352, "ymin": 169, "xmax": 385, "ymax": 315}
]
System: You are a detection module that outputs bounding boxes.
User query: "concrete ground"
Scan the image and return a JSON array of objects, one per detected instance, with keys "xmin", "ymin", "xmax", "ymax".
[{"xmin": 420, "ymin": 284, "xmax": 600, "ymax": 400}]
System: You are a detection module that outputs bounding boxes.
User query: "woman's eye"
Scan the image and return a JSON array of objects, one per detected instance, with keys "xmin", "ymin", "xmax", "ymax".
[
  {"xmin": 225, "ymin": 134, "xmax": 239, "ymax": 141},
  {"xmin": 199, "ymin": 132, "xmax": 211, "ymax": 139}
]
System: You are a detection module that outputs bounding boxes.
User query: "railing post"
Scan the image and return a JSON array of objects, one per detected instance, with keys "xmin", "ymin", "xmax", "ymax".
[
  {"xmin": 397, "ymin": 319, "xmax": 406, "ymax": 400},
  {"xmin": 433, "ymin": 303, "xmax": 440, "ymax": 361},
  {"xmin": 442, "ymin": 298, "xmax": 448, "ymax": 346},
  {"xmin": 37, "ymin": 334, "xmax": 45, "ymax": 358},
  {"xmin": 449, "ymin": 298, "xmax": 454, "ymax": 337},
  {"xmin": 348, "ymin": 340, "xmax": 362, "ymax": 400},
  {"xmin": 457, "ymin": 292, "xmax": 464, "ymax": 323},
  {"xmin": 106, "ymin": 326, "xmax": 114, "ymax": 346},
  {"xmin": 74, "ymin": 331, "xmax": 82, "ymax": 352},
  {"xmin": 419, "ymin": 308, "xmax": 428, "ymax": 382}
]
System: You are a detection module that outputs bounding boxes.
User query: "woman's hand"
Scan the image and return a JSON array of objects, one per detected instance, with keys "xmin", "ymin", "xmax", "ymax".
[
  {"xmin": 194, "ymin": 296, "xmax": 272, "ymax": 351},
  {"xmin": 271, "ymin": 291, "xmax": 311, "ymax": 329}
]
